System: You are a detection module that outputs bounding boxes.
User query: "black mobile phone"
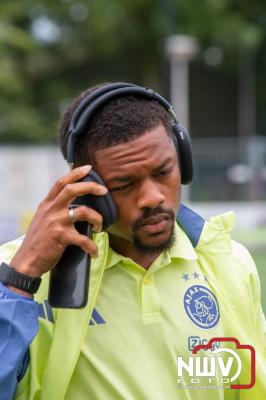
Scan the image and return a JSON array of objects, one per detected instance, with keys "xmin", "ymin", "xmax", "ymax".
[{"xmin": 48, "ymin": 170, "xmax": 117, "ymax": 309}]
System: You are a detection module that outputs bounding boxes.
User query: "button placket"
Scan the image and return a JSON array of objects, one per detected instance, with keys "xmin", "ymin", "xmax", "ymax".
[{"xmin": 141, "ymin": 273, "xmax": 161, "ymax": 324}]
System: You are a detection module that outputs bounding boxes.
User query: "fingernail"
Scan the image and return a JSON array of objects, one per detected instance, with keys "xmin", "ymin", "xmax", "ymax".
[
  {"xmin": 82, "ymin": 247, "xmax": 98, "ymax": 258},
  {"xmin": 81, "ymin": 165, "xmax": 91, "ymax": 173},
  {"xmin": 94, "ymin": 224, "xmax": 102, "ymax": 233},
  {"xmin": 99, "ymin": 185, "xmax": 108, "ymax": 194},
  {"xmin": 91, "ymin": 250, "xmax": 98, "ymax": 258}
]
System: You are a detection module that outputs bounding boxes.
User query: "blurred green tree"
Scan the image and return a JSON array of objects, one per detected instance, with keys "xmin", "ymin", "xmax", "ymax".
[{"xmin": 0, "ymin": 0, "xmax": 265, "ymax": 142}]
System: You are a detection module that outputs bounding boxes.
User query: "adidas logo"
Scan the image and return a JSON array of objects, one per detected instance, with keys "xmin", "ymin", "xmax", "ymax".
[
  {"xmin": 89, "ymin": 308, "xmax": 106, "ymax": 326},
  {"xmin": 38, "ymin": 302, "xmax": 105, "ymax": 326}
]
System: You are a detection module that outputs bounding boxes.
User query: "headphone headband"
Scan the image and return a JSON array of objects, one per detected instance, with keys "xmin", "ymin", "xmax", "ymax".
[
  {"xmin": 67, "ymin": 83, "xmax": 178, "ymax": 165},
  {"xmin": 69, "ymin": 83, "xmax": 137, "ymax": 132},
  {"xmin": 65, "ymin": 82, "xmax": 193, "ymax": 185}
]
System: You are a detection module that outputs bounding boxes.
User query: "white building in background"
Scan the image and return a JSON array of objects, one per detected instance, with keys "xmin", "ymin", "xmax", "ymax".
[{"xmin": 0, "ymin": 146, "xmax": 68, "ymax": 243}]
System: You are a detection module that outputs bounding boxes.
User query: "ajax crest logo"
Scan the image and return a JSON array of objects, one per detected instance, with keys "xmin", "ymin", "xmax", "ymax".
[{"xmin": 183, "ymin": 285, "xmax": 219, "ymax": 329}]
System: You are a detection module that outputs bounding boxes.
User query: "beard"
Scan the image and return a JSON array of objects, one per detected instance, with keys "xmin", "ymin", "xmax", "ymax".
[{"xmin": 132, "ymin": 206, "xmax": 176, "ymax": 255}]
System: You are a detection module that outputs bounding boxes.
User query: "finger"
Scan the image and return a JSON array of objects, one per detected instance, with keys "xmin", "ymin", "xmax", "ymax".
[
  {"xmin": 45, "ymin": 165, "xmax": 92, "ymax": 202},
  {"xmin": 56, "ymin": 181, "xmax": 108, "ymax": 207},
  {"xmin": 68, "ymin": 206, "xmax": 103, "ymax": 233},
  {"xmin": 63, "ymin": 230, "xmax": 98, "ymax": 258}
]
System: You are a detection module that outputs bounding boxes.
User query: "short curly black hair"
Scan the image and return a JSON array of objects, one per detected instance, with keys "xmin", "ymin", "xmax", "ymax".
[{"xmin": 58, "ymin": 83, "xmax": 172, "ymax": 166}]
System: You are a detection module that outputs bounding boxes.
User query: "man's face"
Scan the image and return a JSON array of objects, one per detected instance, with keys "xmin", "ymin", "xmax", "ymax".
[{"xmin": 94, "ymin": 124, "xmax": 181, "ymax": 253}]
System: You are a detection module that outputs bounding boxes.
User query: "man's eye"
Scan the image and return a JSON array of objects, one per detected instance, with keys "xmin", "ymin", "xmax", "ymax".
[{"xmin": 154, "ymin": 167, "xmax": 172, "ymax": 178}]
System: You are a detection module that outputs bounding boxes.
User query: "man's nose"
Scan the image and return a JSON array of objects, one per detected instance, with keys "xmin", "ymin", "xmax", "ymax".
[{"xmin": 136, "ymin": 179, "xmax": 166, "ymax": 210}]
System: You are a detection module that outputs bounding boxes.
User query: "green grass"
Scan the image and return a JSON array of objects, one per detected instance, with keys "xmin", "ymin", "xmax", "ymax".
[
  {"xmin": 233, "ymin": 227, "xmax": 266, "ymax": 314},
  {"xmin": 252, "ymin": 252, "xmax": 266, "ymax": 314},
  {"xmin": 233, "ymin": 228, "xmax": 266, "ymax": 249}
]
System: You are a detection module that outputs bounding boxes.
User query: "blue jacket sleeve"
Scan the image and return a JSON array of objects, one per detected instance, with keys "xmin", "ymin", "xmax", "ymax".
[{"xmin": 0, "ymin": 282, "xmax": 39, "ymax": 400}]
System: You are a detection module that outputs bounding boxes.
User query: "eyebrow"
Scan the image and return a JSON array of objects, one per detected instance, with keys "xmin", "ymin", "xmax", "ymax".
[{"xmin": 106, "ymin": 157, "xmax": 173, "ymax": 185}]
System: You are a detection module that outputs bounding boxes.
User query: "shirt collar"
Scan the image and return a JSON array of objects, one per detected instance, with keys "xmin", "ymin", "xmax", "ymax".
[
  {"xmin": 168, "ymin": 222, "xmax": 198, "ymax": 260},
  {"xmin": 105, "ymin": 222, "xmax": 197, "ymax": 271}
]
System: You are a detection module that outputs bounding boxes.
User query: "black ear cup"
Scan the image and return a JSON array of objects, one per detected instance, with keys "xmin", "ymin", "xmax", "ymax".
[
  {"xmin": 172, "ymin": 123, "xmax": 193, "ymax": 185},
  {"xmin": 72, "ymin": 170, "xmax": 117, "ymax": 229}
]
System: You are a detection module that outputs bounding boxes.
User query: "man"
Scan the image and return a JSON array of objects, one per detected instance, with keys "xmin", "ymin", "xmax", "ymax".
[{"xmin": 0, "ymin": 83, "xmax": 265, "ymax": 400}]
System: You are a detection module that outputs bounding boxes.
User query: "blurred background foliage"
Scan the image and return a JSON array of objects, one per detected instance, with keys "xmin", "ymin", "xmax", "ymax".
[{"xmin": 1, "ymin": 0, "xmax": 266, "ymax": 143}]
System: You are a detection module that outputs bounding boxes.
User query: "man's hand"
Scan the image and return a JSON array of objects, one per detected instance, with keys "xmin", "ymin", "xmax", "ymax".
[{"xmin": 10, "ymin": 165, "xmax": 107, "ymax": 280}]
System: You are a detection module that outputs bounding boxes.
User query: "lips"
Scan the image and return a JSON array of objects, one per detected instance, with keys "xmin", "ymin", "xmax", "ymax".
[
  {"xmin": 140, "ymin": 213, "xmax": 170, "ymax": 227},
  {"xmin": 139, "ymin": 213, "xmax": 171, "ymax": 234}
]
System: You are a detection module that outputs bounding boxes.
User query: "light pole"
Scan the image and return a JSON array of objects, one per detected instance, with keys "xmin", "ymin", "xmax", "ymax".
[
  {"xmin": 165, "ymin": 34, "xmax": 198, "ymax": 131},
  {"xmin": 165, "ymin": 35, "xmax": 198, "ymax": 201}
]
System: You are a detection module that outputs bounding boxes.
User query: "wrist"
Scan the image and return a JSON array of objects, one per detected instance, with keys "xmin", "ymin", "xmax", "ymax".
[{"xmin": 10, "ymin": 252, "xmax": 42, "ymax": 279}]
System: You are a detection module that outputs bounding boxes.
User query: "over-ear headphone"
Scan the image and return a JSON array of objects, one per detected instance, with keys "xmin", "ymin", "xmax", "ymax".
[{"xmin": 66, "ymin": 82, "xmax": 193, "ymax": 185}]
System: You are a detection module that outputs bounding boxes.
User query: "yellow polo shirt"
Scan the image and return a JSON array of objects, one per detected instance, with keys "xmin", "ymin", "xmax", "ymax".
[{"xmin": 65, "ymin": 223, "xmax": 226, "ymax": 399}]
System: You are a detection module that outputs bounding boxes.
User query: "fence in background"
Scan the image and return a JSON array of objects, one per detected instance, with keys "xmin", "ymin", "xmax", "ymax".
[
  {"xmin": 191, "ymin": 135, "xmax": 266, "ymax": 202},
  {"xmin": 0, "ymin": 136, "xmax": 265, "ymax": 243}
]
